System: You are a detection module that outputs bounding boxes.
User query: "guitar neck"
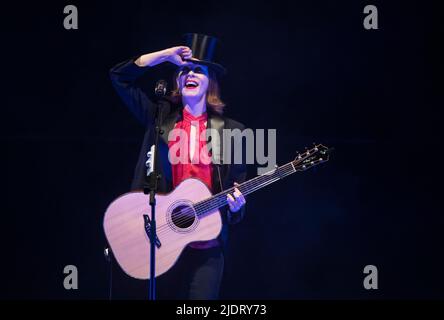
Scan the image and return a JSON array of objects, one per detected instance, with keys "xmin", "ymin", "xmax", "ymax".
[{"xmin": 194, "ymin": 162, "xmax": 297, "ymax": 215}]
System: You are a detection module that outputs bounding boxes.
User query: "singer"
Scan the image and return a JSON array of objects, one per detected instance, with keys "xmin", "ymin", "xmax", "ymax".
[{"xmin": 109, "ymin": 33, "xmax": 247, "ymax": 299}]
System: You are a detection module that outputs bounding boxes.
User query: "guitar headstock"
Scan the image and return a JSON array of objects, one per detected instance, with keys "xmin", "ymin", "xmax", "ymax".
[{"xmin": 292, "ymin": 144, "xmax": 332, "ymax": 172}]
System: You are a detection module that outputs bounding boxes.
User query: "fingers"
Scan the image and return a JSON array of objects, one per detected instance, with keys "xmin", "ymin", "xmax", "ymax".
[
  {"xmin": 175, "ymin": 46, "xmax": 190, "ymax": 53},
  {"xmin": 178, "ymin": 46, "xmax": 192, "ymax": 58},
  {"xmin": 226, "ymin": 182, "xmax": 246, "ymax": 212},
  {"xmin": 178, "ymin": 59, "xmax": 192, "ymax": 66},
  {"xmin": 182, "ymin": 52, "xmax": 193, "ymax": 60},
  {"xmin": 233, "ymin": 187, "xmax": 246, "ymax": 205},
  {"xmin": 227, "ymin": 194, "xmax": 235, "ymax": 211},
  {"xmin": 170, "ymin": 47, "xmax": 193, "ymax": 66},
  {"xmin": 233, "ymin": 182, "xmax": 246, "ymax": 204},
  {"xmin": 179, "ymin": 47, "xmax": 193, "ymax": 65},
  {"xmin": 227, "ymin": 194, "xmax": 239, "ymax": 212},
  {"xmin": 176, "ymin": 55, "xmax": 192, "ymax": 66}
]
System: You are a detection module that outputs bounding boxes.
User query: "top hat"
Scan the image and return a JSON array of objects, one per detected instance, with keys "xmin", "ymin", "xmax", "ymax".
[{"xmin": 183, "ymin": 33, "xmax": 226, "ymax": 75}]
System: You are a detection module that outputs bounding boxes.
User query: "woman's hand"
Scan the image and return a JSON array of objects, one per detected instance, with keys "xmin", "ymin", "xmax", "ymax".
[
  {"xmin": 164, "ymin": 46, "xmax": 193, "ymax": 66},
  {"xmin": 227, "ymin": 182, "xmax": 246, "ymax": 212},
  {"xmin": 135, "ymin": 46, "xmax": 193, "ymax": 67}
]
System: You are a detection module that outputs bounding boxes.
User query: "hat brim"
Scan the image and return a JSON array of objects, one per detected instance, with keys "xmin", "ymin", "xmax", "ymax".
[{"xmin": 183, "ymin": 58, "xmax": 226, "ymax": 75}]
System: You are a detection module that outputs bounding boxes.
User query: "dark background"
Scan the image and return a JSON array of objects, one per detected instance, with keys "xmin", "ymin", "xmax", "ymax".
[{"xmin": 1, "ymin": 0, "xmax": 443, "ymax": 299}]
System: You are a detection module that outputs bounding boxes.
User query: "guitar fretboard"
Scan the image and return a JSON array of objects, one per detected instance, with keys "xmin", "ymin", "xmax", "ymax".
[{"xmin": 193, "ymin": 162, "xmax": 296, "ymax": 216}]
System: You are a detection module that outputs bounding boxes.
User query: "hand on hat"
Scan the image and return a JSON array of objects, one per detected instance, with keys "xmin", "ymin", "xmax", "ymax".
[{"xmin": 166, "ymin": 46, "xmax": 193, "ymax": 66}]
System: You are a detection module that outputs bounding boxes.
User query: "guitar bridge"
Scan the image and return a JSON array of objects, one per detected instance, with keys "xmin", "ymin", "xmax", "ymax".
[{"xmin": 143, "ymin": 214, "xmax": 161, "ymax": 248}]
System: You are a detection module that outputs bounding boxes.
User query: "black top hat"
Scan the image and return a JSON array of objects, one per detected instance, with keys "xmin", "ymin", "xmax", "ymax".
[{"xmin": 183, "ymin": 33, "xmax": 226, "ymax": 75}]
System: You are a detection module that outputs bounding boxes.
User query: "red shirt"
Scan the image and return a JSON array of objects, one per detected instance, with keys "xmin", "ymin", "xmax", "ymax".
[
  {"xmin": 168, "ymin": 108, "xmax": 213, "ymax": 191},
  {"xmin": 168, "ymin": 108, "xmax": 219, "ymax": 249}
]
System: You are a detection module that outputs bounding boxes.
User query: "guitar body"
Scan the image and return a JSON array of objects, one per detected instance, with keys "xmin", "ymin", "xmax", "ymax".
[
  {"xmin": 103, "ymin": 144, "xmax": 331, "ymax": 280},
  {"xmin": 103, "ymin": 178, "xmax": 222, "ymax": 280}
]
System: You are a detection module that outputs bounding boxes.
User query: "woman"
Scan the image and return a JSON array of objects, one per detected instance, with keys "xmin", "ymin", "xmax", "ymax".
[{"xmin": 109, "ymin": 34, "xmax": 247, "ymax": 299}]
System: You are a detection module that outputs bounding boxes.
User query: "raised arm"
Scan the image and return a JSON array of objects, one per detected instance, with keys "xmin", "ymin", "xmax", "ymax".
[{"xmin": 109, "ymin": 46, "xmax": 192, "ymax": 126}]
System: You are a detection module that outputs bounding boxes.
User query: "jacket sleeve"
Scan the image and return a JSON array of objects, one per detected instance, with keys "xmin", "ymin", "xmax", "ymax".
[{"xmin": 109, "ymin": 58, "xmax": 156, "ymax": 126}]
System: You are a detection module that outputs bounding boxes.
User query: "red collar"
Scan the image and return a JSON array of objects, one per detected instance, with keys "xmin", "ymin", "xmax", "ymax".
[{"xmin": 182, "ymin": 108, "xmax": 208, "ymax": 123}]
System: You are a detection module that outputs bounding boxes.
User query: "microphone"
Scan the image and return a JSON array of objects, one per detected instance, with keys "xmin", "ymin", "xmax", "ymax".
[
  {"xmin": 153, "ymin": 79, "xmax": 170, "ymax": 125},
  {"xmin": 154, "ymin": 80, "xmax": 167, "ymax": 97}
]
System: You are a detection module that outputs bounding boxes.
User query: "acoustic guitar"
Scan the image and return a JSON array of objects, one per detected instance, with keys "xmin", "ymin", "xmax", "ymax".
[{"xmin": 103, "ymin": 144, "xmax": 331, "ymax": 279}]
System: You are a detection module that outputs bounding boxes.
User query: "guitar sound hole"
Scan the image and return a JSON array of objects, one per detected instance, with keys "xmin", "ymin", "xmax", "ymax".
[{"xmin": 171, "ymin": 205, "xmax": 196, "ymax": 229}]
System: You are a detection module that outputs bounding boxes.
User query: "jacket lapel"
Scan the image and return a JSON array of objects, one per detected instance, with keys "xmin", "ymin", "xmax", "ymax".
[
  {"xmin": 160, "ymin": 108, "xmax": 181, "ymax": 145},
  {"xmin": 208, "ymin": 112, "xmax": 226, "ymax": 193},
  {"xmin": 160, "ymin": 107, "xmax": 227, "ymax": 193},
  {"xmin": 207, "ymin": 113, "xmax": 225, "ymax": 165}
]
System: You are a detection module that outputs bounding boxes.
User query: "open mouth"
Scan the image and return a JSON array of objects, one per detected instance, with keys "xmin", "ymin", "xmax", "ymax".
[{"xmin": 185, "ymin": 79, "xmax": 199, "ymax": 90}]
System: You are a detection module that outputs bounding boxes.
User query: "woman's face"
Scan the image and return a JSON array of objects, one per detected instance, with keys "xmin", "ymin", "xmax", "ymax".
[{"xmin": 177, "ymin": 64, "xmax": 210, "ymax": 100}]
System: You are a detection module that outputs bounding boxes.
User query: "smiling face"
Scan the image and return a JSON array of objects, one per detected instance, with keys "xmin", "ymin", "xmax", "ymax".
[
  {"xmin": 170, "ymin": 63, "xmax": 226, "ymax": 114},
  {"xmin": 177, "ymin": 64, "xmax": 210, "ymax": 101}
]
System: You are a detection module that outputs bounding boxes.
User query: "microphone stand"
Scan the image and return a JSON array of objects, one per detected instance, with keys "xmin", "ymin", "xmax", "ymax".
[{"xmin": 144, "ymin": 81, "xmax": 167, "ymax": 300}]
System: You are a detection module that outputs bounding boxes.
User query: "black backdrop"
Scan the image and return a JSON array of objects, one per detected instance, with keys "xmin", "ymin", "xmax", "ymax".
[{"xmin": 2, "ymin": 0, "xmax": 443, "ymax": 299}]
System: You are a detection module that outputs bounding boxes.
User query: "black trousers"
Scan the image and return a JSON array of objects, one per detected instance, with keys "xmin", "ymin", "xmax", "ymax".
[{"xmin": 156, "ymin": 245, "xmax": 225, "ymax": 300}]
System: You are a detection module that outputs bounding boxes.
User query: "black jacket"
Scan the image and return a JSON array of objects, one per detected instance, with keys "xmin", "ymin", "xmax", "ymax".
[{"xmin": 109, "ymin": 58, "xmax": 247, "ymax": 248}]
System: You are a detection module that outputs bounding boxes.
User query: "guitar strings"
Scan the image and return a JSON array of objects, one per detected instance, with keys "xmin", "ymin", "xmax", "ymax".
[
  {"xmin": 114, "ymin": 165, "xmax": 297, "ymax": 256},
  {"xmin": 108, "ymin": 150, "xmax": 318, "ymax": 235},
  {"xmin": 107, "ymin": 154, "xmax": 325, "ymax": 275},
  {"xmin": 108, "ymin": 168, "xmax": 302, "ymax": 258},
  {"xmin": 154, "ymin": 164, "xmax": 296, "ymax": 236},
  {"xmin": 108, "ymin": 155, "xmax": 304, "ymax": 231},
  {"xmin": 105, "ymin": 163, "xmax": 297, "ymax": 238},
  {"xmin": 154, "ymin": 164, "xmax": 295, "ymax": 235},
  {"xmin": 154, "ymin": 164, "xmax": 294, "ymax": 235}
]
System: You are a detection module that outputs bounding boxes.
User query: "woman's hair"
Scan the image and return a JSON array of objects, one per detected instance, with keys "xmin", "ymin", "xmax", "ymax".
[{"xmin": 169, "ymin": 67, "xmax": 226, "ymax": 115}]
